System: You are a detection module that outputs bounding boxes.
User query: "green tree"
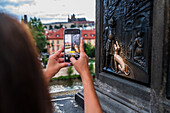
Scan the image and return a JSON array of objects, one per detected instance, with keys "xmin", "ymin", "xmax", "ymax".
[
  {"xmin": 84, "ymin": 42, "xmax": 95, "ymax": 58},
  {"xmin": 54, "ymin": 25, "xmax": 60, "ymax": 29},
  {"xmin": 89, "ymin": 61, "xmax": 94, "ymax": 74},
  {"xmin": 70, "ymin": 24, "xmax": 76, "ymax": 28},
  {"xmin": 44, "ymin": 25, "xmax": 47, "ymax": 29},
  {"xmin": 79, "ymin": 25, "xmax": 82, "ymax": 27},
  {"xmin": 28, "ymin": 17, "xmax": 48, "ymax": 53},
  {"xmin": 49, "ymin": 25, "xmax": 53, "ymax": 30},
  {"xmin": 42, "ymin": 55, "xmax": 48, "ymax": 68},
  {"xmin": 67, "ymin": 66, "xmax": 73, "ymax": 78},
  {"xmin": 60, "ymin": 24, "xmax": 63, "ymax": 28}
]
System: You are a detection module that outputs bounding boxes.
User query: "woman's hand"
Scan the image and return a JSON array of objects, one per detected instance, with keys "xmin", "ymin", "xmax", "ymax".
[
  {"xmin": 44, "ymin": 46, "xmax": 70, "ymax": 83},
  {"xmin": 70, "ymin": 38, "xmax": 92, "ymax": 82},
  {"xmin": 71, "ymin": 38, "xmax": 103, "ymax": 113}
]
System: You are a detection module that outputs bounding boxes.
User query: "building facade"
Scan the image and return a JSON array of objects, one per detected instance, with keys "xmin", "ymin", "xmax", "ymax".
[
  {"xmin": 46, "ymin": 28, "xmax": 64, "ymax": 54},
  {"xmin": 43, "ymin": 14, "xmax": 95, "ymax": 30},
  {"xmin": 46, "ymin": 28, "xmax": 95, "ymax": 55},
  {"xmin": 81, "ymin": 29, "xmax": 95, "ymax": 46}
]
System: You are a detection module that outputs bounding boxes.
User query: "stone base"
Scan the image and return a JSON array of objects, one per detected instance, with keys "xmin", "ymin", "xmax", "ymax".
[
  {"xmin": 75, "ymin": 92, "xmax": 84, "ymax": 109},
  {"xmin": 75, "ymin": 86, "xmax": 143, "ymax": 113}
]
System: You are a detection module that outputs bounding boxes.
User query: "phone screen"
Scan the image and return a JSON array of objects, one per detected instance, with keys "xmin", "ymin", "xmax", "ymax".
[{"xmin": 64, "ymin": 29, "xmax": 80, "ymax": 62}]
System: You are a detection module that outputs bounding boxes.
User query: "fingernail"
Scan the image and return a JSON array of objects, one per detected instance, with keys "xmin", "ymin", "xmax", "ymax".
[{"xmin": 68, "ymin": 64, "xmax": 71, "ymax": 66}]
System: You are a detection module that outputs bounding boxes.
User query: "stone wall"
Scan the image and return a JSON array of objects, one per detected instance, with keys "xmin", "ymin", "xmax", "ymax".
[{"xmin": 95, "ymin": 0, "xmax": 170, "ymax": 112}]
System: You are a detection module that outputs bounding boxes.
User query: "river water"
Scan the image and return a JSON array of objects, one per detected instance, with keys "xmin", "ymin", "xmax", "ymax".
[
  {"xmin": 49, "ymin": 79, "xmax": 83, "ymax": 93},
  {"xmin": 48, "ymin": 79, "xmax": 84, "ymax": 113}
]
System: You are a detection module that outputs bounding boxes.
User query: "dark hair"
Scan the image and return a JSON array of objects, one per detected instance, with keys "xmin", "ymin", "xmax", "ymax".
[{"xmin": 0, "ymin": 14, "xmax": 52, "ymax": 113}]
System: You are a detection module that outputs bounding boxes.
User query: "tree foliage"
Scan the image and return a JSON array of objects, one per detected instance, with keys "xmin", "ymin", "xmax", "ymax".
[
  {"xmin": 60, "ymin": 24, "xmax": 63, "ymax": 28},
  {"xmin": 67, "ymin": 66, "xmax": 74, "ymax": 78},
  {"xmin": 28, "ymin": 17, "xmax": 47, "ymax": 53},
  {"xmin": 70, "ymin": 24, "xmax": 76, "ymax": 28},
  {"xmin": 54, "ymin": 24, "xmax": 63, "ymax": 29},
  {"xmin": 44, "ymin": 25, "xmax": 47, "ymax": 29},
  {"xmin": 84, "ymin": 42, "xmax": 95, "ymax": 58},
  {"xmin": 79, "ymin": 25, "xmax": 82, "ymax": 27},
  {"xmin": 49, "ymin": 25, "xmax": 53, "ymax": 30},
  {"xmin": 54, "ymin": 25, "xmax": 60, "ymax": 29},
  {"xmin": 89, "ymin": 61, "xmax": 94, "ymax": 74}
]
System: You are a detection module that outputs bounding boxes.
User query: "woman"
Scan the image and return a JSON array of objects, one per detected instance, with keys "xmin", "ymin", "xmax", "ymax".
[{"xmin": 0, "ymin": 14, "xmax": 102, "ymax": 113}]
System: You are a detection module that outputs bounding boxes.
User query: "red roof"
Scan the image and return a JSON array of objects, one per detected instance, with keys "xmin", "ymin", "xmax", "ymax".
[
  {"xmin": 81, "ymin": 30, "xmax": 95, "ymax": 39},
  {"xmin": 48, "ymin": 28, "xmax": 65, "ymax": 39},
  {"xmin": 46, "ymin": 28, "xmax": 95, "ymax": 40},
  {"xmin": 45, "ymin": 30, "xmax": 54, "ymax": 36}
]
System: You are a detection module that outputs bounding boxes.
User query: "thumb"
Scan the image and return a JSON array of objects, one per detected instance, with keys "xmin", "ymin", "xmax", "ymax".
[{"xmin": 70, "ymin": 57, "xmax": 76, "ymax": 64}]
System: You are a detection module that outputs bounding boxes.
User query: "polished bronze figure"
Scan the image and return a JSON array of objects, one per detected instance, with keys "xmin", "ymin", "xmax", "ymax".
[{"xmin": 102, "ymin": 0, "xmax": 152, "ymax": 83}]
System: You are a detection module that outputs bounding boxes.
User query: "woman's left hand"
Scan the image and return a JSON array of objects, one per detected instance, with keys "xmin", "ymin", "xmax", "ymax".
[{"xmin": 44, "ymin": 46, "xmax": 70, "ymax": 83}]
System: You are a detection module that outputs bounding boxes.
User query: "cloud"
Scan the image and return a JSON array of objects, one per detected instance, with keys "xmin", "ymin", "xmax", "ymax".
[
  {"xmin": 0, "ymin": 6, "xmax": 20, "ymax": 20},
  {"xmin": 0, "ymin": 0, "xmax": 33, "ymax": 7},
  {"xmin": 0, "ymin": 0, "xmax": 95, "ymax": 23},
  {"xmin": 45, "ymin": 14, "xmax": 60, "ymax": 17}
]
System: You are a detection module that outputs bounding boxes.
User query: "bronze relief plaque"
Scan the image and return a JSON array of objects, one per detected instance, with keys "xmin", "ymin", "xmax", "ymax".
[{"xmin": 102, "ymin": 0, "xmax": 152, "ymax": 84}]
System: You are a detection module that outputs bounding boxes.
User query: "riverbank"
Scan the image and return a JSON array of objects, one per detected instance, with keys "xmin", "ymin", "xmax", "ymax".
[
  {"xmin": 49, "ymin": 79, "xmax": 83, "ymax": 93},
  {"xmin": 49, "ymin": 79, "xmax": 84, "ymax": 113},
  {"xmin": 50, "ymin": 74, "xmax": 81, "ymax": 82}
]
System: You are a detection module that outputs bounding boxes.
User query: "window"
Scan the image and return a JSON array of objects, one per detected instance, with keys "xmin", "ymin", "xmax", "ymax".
[
  {"xmin": 51, "ymin": 41, "xmax": 54, "ymax": 51},
  {"xmin": 84, "ymin": 34, "xmax": 87, "ymax": 37},
  {"xmin": 91, "ymin": 34, "xmax": 95, "ymax": 37},
  {"xmin": 57, "ymin": 46, "xmax": 59, "ymax": 50},
  {"xmin": 56, "ymin": 34, "xmax": 60, "ymax": 37},
  {"xmin": 51, "ymin": 40, "xmax": 54, "ymax": 46},
  {"xmin": 57, "ymin": 40, "xmax": 59, "ymax": 44}
]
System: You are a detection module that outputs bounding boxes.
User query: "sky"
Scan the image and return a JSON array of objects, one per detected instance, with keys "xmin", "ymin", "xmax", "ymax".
[{"xmin": 0, "ymin": 0, "xmax": 95, "ymax": 24}]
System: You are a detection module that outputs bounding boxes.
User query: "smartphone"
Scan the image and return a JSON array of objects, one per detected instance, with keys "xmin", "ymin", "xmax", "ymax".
[{"xmin": 64, "ymin": 29, "xmax": 81, "ymax": 62}]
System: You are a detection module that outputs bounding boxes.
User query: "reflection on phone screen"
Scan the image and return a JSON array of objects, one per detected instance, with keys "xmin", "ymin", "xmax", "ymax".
[{"xmin": 65, "ymin": 34, "xmax": 80, "ymax": 62}]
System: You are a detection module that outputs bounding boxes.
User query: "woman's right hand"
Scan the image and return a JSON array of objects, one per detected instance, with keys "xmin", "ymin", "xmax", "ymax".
[
  {"xmin": 70, "ymin": 38, "xmax": 92, "ymax": 82},
  {"xmin": 71, "ymin": 38, "xmax": 103, "ymax": 113}
]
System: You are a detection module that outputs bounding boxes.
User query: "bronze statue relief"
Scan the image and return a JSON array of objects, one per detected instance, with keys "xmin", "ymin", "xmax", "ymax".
[
  {"xmin": 113, "ymin": 41, "xmax": 133, "ymax": 77},
  {"xmin": 102, "ymin": 0, "xmax": 151, "ymax": 83}
]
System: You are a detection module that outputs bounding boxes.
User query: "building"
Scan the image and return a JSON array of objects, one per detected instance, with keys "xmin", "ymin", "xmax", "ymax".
[
  {"xmin": 21, "ymin": 15, "xmax": 28, "ymax": 24},
  {"xmin": 81, "ymin": 29, "xmax": 95, "ymax": 46},
  {"xmin": 43, "ymin": 22, "xmax": 71, "ymax": 30},
  {"xmin": 43, "ymin": 14, "xmax": 95, "ymax": 30},
  {"xmin": 45, "ymin": 28, "xmax": 95, "ymax": 55},
  {"xmin": 68, "ymin": 14, "xmax": 86, "ymax": 22},
  {"xmin": 46, "ymin": 28, "xmax": 64, "ymax": 54}
]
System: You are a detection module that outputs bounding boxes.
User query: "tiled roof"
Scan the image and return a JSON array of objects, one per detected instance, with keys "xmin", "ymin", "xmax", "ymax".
[
  {"xmin": 81, "ymin": 30, "xmax": 96, "ymax": 39},
  {"xmin": 48, "ymin": 28, "xmax": 65, "ymax": 39},
  {"xmin": 46, "ymin": 28, "xmax": 95, "ymax": 40}
]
